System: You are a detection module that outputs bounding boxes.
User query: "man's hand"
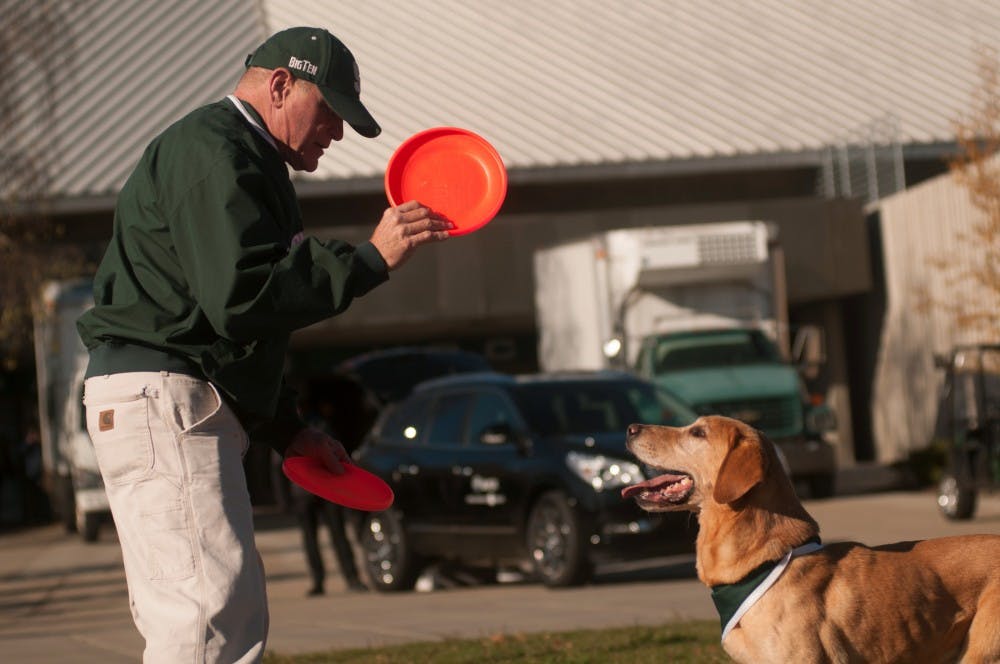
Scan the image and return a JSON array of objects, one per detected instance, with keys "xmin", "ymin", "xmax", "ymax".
[
  {"xmin": 284, "ymin": 427, "xmax": 349, "ymax": 474},
  {"xmin": 369, "ymin": 200, "xmax": 452, "ymax": 270}
]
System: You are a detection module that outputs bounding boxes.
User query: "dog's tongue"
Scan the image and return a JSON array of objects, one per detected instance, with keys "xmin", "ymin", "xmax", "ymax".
[{"xmin": 621, "ymin": 472, "xmax": 688, "ymax": 499}]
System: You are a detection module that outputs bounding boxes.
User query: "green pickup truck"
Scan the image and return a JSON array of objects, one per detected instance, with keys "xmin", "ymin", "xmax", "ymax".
[{"xmin": 634, "ymin": 327, "xmax": 837, "ymax": 497}]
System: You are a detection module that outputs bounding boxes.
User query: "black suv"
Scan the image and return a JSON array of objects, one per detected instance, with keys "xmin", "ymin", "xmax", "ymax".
[{"xmin": 353, "ymin": 371, "xmax": 698, "ymax": 591}]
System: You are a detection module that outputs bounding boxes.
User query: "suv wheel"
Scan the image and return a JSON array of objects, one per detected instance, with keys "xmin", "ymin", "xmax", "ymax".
[
  {"xmin": 525, "ymin": 490, "xmax": 591, "ymax": 587},
  {"xmin": 807, "ymin": 473, "xmax": 836, "ymax": 499},
  {"xmin": 358, "ymin": 508, "xmax": 423, "ymax": 592}
]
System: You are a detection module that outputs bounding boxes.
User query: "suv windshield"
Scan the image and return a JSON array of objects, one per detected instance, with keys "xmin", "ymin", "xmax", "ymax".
[
  {"xmin": 510, "ymin": 380, "xmax": 696, "ymax": 436},
  {"xmin": 654, "ymin": 329, "xmax": 781, "ymax": 372}
]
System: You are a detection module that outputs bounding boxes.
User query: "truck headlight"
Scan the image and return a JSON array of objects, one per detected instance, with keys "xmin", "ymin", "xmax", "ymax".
[
  {"xmin": 566, "ymin": 451, "xmax": 642, "ymax": 491},
  {"xmin": 805, "ymin": 404, "xmax": 837, "ymax": 433}
]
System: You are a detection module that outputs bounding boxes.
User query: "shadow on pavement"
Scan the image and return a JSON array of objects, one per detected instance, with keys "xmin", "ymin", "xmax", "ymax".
[{"xmin": 594, "ymin": 555, "xmax": 699, "ymax": 585}]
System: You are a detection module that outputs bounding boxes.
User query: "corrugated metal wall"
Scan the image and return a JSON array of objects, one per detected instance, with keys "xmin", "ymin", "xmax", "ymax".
[{"xmin": 873, "ymin": 160, "xmax": 998, "ymax": 462}]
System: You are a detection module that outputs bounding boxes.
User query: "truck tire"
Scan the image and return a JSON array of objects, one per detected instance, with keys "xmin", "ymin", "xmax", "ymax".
[
  {"xmin": 808, "ymin": 474, "xmax": 836, "ymax": 499},
  {"xmin": 57, "ymin": 475, "xmax": 77, "ymax": 534},
  {"xmin": 937, "ymin": 473, "xmax": 977, "ymax": 520},
  {"xmin": 525, "ymin": 490, "xmax": 591, "ymax": 587},
  {"xmin": 80, "ymin": 511, "xmax": 101, "ymax": 543}
]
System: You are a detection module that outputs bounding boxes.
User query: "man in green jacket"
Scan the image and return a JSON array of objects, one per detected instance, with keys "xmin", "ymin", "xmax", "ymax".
[{"xmin": 77, "ymin": 27, "xmax": 451, "ymax": 663}]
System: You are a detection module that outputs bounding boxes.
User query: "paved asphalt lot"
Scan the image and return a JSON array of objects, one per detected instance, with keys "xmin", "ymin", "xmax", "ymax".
[{"xmin": 2, "ymin": 480, "xmax": 999, "ymax": 662}]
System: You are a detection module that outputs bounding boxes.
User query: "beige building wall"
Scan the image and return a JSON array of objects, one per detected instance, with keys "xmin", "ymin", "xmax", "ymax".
[{"xmin": 874, "ymin": 162, "xmax": 998, "ymax": 462}]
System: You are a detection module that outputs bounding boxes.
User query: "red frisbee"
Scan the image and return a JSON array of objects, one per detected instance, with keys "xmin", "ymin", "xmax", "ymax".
[
  {"xmin": 282, "ymin": 456, "xmax": 394, "ymax": 512},
  {"xmin": 385, "ymin": 127, "xmax": 507, "ymax": 236}
]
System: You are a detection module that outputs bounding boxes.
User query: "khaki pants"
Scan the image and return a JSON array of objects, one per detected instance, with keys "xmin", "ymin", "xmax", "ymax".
[{"xmin": 84, "ymin": 372, "xmax": 268, "ymax": 663}]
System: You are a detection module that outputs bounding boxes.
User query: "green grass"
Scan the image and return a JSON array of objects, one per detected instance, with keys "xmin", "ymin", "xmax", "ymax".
[{"xmin": 263, "ymin": 620, "xmax": 728, "ymax": 663}]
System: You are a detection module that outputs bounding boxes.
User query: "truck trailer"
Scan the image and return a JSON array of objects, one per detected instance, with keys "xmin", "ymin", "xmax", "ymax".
[{"xmin": 533, "ymin": 221, "xmax": 837, "ymax": 496}]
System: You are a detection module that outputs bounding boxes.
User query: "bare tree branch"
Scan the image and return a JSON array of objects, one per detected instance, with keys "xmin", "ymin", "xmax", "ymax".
[{"xmin": 921, "ymin": 48, "xmax": 1000, "ymax": 342}]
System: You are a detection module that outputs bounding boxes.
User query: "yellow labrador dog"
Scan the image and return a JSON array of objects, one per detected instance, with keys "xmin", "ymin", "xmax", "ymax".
[{"xmin": 622, "ymin": 416, "xmax": 1000, "ymax": 664}]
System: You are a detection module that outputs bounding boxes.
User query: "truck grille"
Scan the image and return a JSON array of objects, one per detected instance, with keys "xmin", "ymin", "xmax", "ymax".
[
  {"xmin": 701, "ymin": 396, "xmax": 801, "ymax": 437},
  {"xmin": 698, "ymin": 232, "xmax": 762, "ymax": 265}
]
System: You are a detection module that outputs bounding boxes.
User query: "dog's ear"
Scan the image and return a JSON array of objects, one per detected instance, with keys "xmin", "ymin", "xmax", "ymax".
[{"xmin": 713, "ymin": 424, "xmax": 767, "ymax": 504}]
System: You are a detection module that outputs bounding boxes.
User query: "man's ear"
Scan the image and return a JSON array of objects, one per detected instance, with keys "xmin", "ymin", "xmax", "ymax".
[
  {"xmin": 713, "ymin": 426, "xmax": 767, "ymax": 504},
  {"xmin": 269, "ymin": 67, "xmax": 294, "ymax": 106}
]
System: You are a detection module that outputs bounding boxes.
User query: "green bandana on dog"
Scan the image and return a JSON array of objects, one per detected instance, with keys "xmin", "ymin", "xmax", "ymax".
[{"xmin": 711, "ymin": 539, "xmax": 823, "ymax": 642}]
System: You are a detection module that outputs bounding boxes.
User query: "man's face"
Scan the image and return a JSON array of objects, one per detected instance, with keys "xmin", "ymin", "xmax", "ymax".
[{"xmin": 273, "ymin": 75, "xmax": 344, "ymax": 172}]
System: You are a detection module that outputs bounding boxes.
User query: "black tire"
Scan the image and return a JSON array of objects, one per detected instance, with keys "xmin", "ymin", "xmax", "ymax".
[
  {"xmin": 808, "ymin": 474, "xmax": 836, "ymax": 499},
  {"xmin": 525, "ymin": 490, "xmax": 591, "ymax": 588},
  {"xmin": 357, "ymin": 508, "xmax": 423, "ymax": 592},
  {"xmin": 80, "ymin": 512, "xmax": 101, "ymax": 543},
  {"xmin": 937, "ymin": 473, "xmax": 977, "ymax": 520},
  {"xmin": 57, "ymin": 476, "xmax": 77, "ymax": 534}
]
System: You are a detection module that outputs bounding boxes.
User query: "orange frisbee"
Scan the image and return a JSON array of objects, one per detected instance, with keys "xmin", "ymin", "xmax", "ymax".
[{"xmin": 385, "ymin": 127, "xmax": 507, "ymax": 235}]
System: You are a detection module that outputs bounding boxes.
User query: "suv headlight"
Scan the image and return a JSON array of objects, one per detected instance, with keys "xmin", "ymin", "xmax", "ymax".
[{"xmin": 566, "ymin": 451, "xmax": 642, "ymax": 492}]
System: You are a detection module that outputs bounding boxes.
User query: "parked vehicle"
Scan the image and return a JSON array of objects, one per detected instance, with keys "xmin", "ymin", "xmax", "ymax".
[
  {"xmin": 933, "ymin": 345, "xmax": 1000, "ymax": 520},
  {"xmin": 353, "ymin": 371, "xmax": 699, "ymax": 591},
  {"xmin": 323, "ymin": 346, "xmax": 493, "ymax": 447},
  {"xmin": 634, "ymin": 327, "xmax": 836, "ymax": 496},
  {"xmin": 32, "ymin": 279, "xmax": 109, "ymax": 541},
  {"xmin": 335, "ymin": 346, "xmax": 492, "ymax": 406},
  {"xmin": 533, "ymin": 221, "xmax": 837, "ymax": 496}
]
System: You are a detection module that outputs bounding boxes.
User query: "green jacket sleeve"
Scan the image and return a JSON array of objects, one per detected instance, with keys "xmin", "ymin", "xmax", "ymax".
[{"xmin": 167, "ymin": 157, "xmax": 388, "ymax": 343}]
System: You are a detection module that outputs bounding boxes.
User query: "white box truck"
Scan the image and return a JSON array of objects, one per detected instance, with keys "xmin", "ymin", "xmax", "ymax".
[
  {"xmin": 533, "ymin": 221, "xmax": 837, "ymax": 496},
  {"xmin": 32, "ymin": 279, "xmax": 108, "ymax": 541}
]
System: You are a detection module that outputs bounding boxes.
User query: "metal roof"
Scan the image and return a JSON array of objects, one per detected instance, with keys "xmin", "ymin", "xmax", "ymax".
[
  {"xmin": 3, "ymin": 0, "xmax": 999, "ymax": 203},
  {"xmin": 2, "ymin": 0, "xmax": 265, "ymax": 202}
]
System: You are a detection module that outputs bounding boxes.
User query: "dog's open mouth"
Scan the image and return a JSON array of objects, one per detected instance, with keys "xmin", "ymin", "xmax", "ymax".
[{"xmin": 621, "ymin": 470, "xmax": 694, "ymax": 506}]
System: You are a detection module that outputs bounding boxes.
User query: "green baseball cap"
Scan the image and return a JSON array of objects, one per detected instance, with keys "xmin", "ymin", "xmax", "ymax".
[{"xmin": 245, "ymin": 27, "xmax": 381, "ymax": 138}]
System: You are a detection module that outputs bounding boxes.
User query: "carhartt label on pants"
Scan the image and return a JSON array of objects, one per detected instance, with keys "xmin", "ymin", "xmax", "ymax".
[{"xmin": 99, "ymin": 409, "xmax": 115, "ymax": 431}]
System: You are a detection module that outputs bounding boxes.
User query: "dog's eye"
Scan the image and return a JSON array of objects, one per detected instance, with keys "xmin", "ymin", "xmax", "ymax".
[{"xmin": 690, "ymin": 425, "xmax": 706, "ymax": 438}]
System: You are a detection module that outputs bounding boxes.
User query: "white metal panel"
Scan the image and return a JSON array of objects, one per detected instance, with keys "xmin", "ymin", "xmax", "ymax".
[
  {"xmin": 873, "ymin": 158, "xmax": 999, "ymax": 462},
  {"xmin": 2, "ymin": 0, "xmax": 263, "ymax": 200},
  {"xmin": 3, "ymin": 0, "xmax": 999, "ymax": 200},
  {"xmin": 268, "ymin": 0, "xmax": 1000, "ymax": 181},
  {"xmin": 533, "ymin": 238, "xmax": 610, "ymax": 371}
]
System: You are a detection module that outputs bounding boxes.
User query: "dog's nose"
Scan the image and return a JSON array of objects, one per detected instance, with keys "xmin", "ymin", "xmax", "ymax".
[{"xmin": 626, "ymin": 423, "xmax": 643, "ymax": 439}]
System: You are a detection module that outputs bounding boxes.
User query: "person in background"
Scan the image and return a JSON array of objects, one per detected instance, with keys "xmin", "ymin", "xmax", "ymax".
[
  {"xmin": 273, "ymin": 373, "xmax": 379, "ymax": 594},
  {"xmin": 0, "ymin": 431, "xmax": 22, "ymax": 526},
  {"xmin": 292, "ymin": 384, "xmax": 369, "ymax": 594},
  {"xmin": 20, "ymin": 426, "xmax": 50, "ymax": 524},
  {"xmin": 76, "ymin": 26, "xmax": 451, "ymax": 663}
]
